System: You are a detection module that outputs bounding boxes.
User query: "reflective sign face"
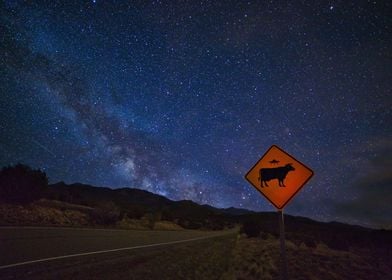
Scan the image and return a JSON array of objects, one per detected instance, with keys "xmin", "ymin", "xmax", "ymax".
[{"xmin": 245, "ymin": 145, "xmax": 314, "ymax": 209}]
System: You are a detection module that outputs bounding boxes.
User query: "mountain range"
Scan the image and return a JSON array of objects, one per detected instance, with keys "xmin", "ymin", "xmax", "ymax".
[{"xmin": 1, "ymin": 181, "xmax": 391, "ymax": 254}]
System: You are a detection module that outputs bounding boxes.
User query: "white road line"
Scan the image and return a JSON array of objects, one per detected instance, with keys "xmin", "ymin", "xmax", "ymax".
[
  {"xmin": 0, "ymin": 234, "xmax": 224, "ymax": 270},
  {"xmin": 0, "ymin": 226, "xmax": 155, "ymax": 232}
]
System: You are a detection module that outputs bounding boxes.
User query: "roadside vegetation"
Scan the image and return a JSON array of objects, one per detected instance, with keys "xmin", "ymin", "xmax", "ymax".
[
  {"xmin": 222, "ymin": 231, "xmax": 392, "ymax": 280},
  {"xmin": 0, "ymin": 164, "xmax": 232, "ymax": 230}
]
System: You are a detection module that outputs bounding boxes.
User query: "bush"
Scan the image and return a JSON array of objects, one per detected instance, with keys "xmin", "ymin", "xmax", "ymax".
[
  {"xmin": 142, "ymin": 212, "xmax": 163, "ymax": 229},
  {"xmin": 304, "ymin": 238, "xmax": 317, "ymax": 248},
  {"xmin": 89, "ymin": 201, "xmax": 120, "ymax": 225},
  {"xmin": 90, "ymin": 208, "xmax": 119, "ymax": 225},
  {"xmin": 325, "ymin": 237, "xmax": 349, "ymax": 251},
  {"xmin": 241, "ymin": 219, "xmax": 262, "ymax": 238},
  {"xmin": 0, "ymin": 164, "xmax": 48, "ymax": 204},
  {"xmin": 125, "ymin": 205, "xmax": 146, "ymax": 219},
  {"xmin": 260, "ymin": 232, "xmax": 270, "ymax": 240},
  {"xmin": 161, "ymin": 207, "xmax": 173, "ymax": 221}
]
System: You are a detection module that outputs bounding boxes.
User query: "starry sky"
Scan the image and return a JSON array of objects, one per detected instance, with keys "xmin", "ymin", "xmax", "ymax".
[{"xmin": 1, "ymin": 1, "xmax": 391, "ymax": 228}]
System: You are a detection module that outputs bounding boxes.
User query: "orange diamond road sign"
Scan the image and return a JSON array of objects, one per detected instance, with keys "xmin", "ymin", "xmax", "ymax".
[{"xmin": 245, "ymin": 145, "xmax": 314, "ymax": 209}]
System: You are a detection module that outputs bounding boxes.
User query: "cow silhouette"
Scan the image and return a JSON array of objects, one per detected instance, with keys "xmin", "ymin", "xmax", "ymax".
[{"xmin": 258, "ymin": 163, "xmax": 295, "ymax": 187}]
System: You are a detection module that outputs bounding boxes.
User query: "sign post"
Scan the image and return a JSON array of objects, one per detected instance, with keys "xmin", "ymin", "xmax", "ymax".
[
  {"xmin": 278, "ymin": 209, "xmax": 288, "ymax": 280},
  {"xmin": 244, "ymin": 145, "xmax": 313, "ymax": 280}
]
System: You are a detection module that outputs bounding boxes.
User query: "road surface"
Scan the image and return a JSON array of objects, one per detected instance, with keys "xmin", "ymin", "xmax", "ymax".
[{"xmin": 0, "ymin": 227, "xmax": 236, "ymax": 279}]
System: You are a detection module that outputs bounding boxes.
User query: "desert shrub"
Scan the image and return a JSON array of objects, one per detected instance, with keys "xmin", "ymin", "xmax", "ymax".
[
  {"xmin": 304, "ymin": 238, "xmax": 317, "ymax": 248},
  {"xmin": 211, "ymin": 222, "xmax": 225, "ymax": 231},
  {"xmin": 241, "ymin": 219, "xmax": 262, "ymax": 238},
  {"xmin": 90, "ymin": 208, "xmax": 119, "ymax": 225},
  {"xmin": 260, "ymin": 232, "xmax": 270, "ymax": 240},
  {"xmin": 89, "ymin": 201, "xmax": 120, "ymax": 225},
  {"xmin": 141, "ymin": 211, "xmax": 163, "ymax": 229},
  {"xmin": 125, "ymin": 205, "xmax": 146, "ymax": 219},
  {"xmin": 0, "ymin": 164, "xmax": 48, "ymax": 204},
  {"xmin": 325, "ymin": 237, "xmax": 349, "ymax": 251},
  {"xmin": 207, "ymin": 217, "xmax": 225, "ymax": 230},
  {"xmin": 286, "ymin": 233, "xmax": 303, "ymax": 246},
  {"xmin": 161, "ymin": 207, "xmax": 173, "ymax": 221},
  {"xmin": 186, "ymin": 220, "xmax": 203, "ymax": 230},
  {"xmin": 177, "ymin": 218, "xmax": 202, "ymax": 230},
  {"xmin": 91, "ymin": 209, "xmax": 119, "ymax": 225}
]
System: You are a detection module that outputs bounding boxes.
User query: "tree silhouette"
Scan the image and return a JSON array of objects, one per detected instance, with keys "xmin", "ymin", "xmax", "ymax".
[{"xmin": 0, "ymin": 164, "xmax": 48, "ymax": 204}]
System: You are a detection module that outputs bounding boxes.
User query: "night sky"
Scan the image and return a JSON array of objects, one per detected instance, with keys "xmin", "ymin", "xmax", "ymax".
[{"xmin": 1, "ymin": 1, "xmax": 391, "ymax": 228}]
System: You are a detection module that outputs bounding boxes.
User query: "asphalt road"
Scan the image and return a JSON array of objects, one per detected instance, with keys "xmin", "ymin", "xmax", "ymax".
[
  {"xmin": 0, "ymin": 227, "xmax": 229, "ymax": 268},
  {"xmin": 0, "ymin": 227, "xmax": 237, "ymax": 279}
]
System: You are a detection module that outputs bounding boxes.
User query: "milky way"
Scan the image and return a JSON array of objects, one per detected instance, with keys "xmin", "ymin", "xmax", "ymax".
[{"xmin": 1, "ymin": 1, "xmax": 391, "ymax": 228}]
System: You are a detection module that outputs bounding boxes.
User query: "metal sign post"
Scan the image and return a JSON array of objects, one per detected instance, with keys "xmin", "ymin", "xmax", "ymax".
[{"xmin": 278, "ymin": 209, "xmax": 288, "ymax": 280}]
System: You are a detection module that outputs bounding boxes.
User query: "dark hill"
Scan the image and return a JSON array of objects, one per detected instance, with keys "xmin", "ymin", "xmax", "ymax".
[
  {"xmin": 48, "ymin": 182, "xmax": 239, "ymax": 229},
  {"xmin": 50, "ymin": 182, "xmax": 172, "ymax": 208},
  {"xmin": 49, "ymin": 182, "xmax": 253, "ymax": 216},
  {"xmin": 46, "ymin": 182, "xmax": 392, "ymax": 252}
]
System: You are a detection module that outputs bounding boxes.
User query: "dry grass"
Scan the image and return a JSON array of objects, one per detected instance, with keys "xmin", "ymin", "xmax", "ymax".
[
  {"xmin": 153, "ymin": 220, "xmax": 184, "ymax": 230},
  {"xmin": 0, "ymin": 200, "xmax": 184, "ymax": 230},
  {"xmin": 116, "ymin": 217, "xmax": 184, "ymax": 230},
  {"xmin": 0, "ymin": 201, "xmax": 90, "ymax": 227},
  {"xmin": 221, "ymin": 233, "xmax": 392, "ymax": 280},
  {"xmin": 221, "ymin": 234, "xmax": 279, "ymax": 280}
]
